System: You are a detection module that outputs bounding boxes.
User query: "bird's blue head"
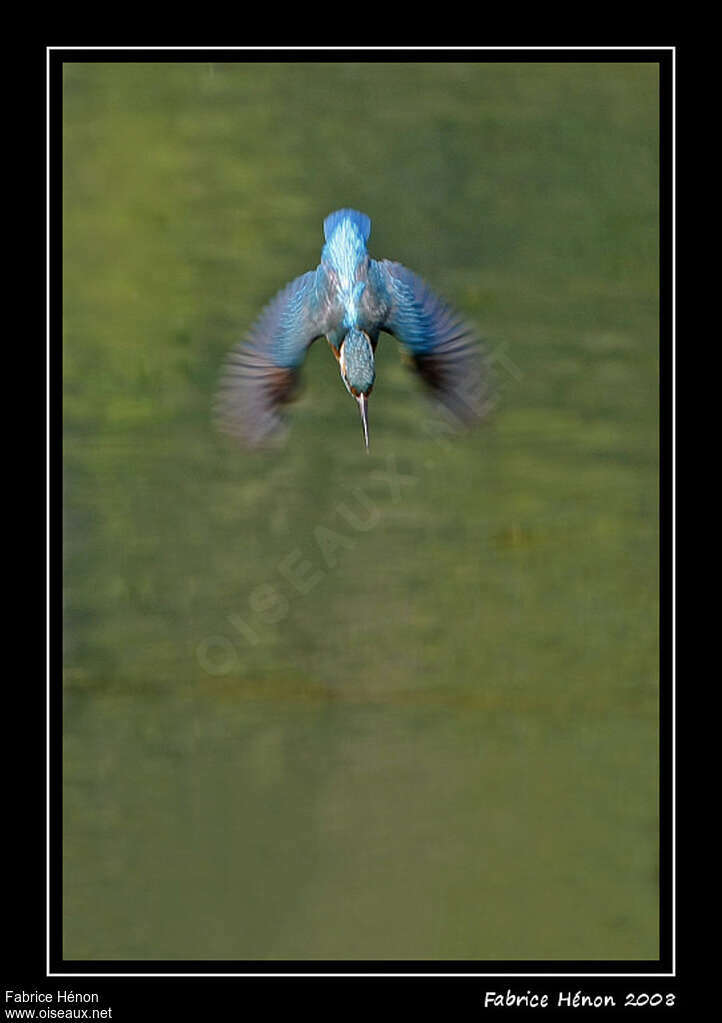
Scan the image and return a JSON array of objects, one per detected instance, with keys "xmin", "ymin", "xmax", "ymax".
[{"xmin": 339, "ymin": 328, "xmax": 375, "ymax": 449}]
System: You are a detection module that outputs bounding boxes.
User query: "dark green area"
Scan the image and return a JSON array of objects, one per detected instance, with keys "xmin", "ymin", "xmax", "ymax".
[{"xmin": 63, "ymin": 62, "xmax": 659, "ymax": 960}]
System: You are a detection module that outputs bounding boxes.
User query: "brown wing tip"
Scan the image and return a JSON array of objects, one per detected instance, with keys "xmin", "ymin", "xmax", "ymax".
[{"xmin": 214, "ymin": 346, "xmax": 300, "ymax": 449}]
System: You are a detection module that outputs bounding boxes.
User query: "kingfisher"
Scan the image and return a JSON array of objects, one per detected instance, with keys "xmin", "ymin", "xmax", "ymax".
[{"xmin": 216, "ymin": 209, "xmax": 490, "ymax": 449}]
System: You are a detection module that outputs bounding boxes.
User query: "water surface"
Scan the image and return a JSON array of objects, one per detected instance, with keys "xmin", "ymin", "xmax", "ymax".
[{"xmin": 63, "ymin": 61, "xmax": 659, "ymax": 960}]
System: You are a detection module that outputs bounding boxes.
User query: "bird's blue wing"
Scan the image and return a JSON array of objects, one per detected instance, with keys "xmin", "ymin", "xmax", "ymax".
[
  {"xmin": 216, "ymin": 269, "xmax": 334, "ymax": 447},
  {"xmin": 371, "ymin": 260, "xmax": 492, "ymax": 426}
]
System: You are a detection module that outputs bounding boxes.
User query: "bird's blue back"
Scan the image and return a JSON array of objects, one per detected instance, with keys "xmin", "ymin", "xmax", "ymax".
[{"xmin": 320, "ymin": 209, "xmax": 372, "ymax": 332}]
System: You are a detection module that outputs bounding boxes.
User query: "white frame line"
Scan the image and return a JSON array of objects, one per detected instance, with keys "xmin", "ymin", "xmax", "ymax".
[{"xmin": 48, "ymin": 43, "xmax": 675, "ymax": 981}]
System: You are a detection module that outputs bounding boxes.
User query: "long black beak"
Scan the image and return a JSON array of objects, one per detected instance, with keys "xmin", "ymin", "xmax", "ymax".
[{"xmin": 357, "ymin": 394, "xmax": 369, "ymax": 450}]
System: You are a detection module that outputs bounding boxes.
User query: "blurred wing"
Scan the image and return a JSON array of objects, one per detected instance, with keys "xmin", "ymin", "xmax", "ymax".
[
  {"xmin": 215, "ymin": 270, "xmax": 328, "ymax": 447},
  {"xmin": 373, "ymin": 260, "xmax": 492, "ymax": 426}
]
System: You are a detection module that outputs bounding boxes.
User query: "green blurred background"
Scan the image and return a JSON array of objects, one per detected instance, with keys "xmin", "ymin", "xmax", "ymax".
[{"xmin": 62, "ymin": 61, "xmax": 659, "ymax": 960}]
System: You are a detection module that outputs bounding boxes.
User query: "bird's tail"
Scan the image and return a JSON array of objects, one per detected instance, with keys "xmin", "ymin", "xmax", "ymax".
[{"xmin": 323, "ymin": 208, "xmax": 371, "ymax": 243}]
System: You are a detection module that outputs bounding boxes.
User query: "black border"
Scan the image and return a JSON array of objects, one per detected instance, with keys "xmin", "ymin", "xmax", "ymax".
[{"xmin": 45, "ymin": 45, "xmax": 674, "ymax": 1001}]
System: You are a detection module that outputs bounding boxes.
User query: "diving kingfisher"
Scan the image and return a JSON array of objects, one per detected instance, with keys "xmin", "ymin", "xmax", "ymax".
[{"xmin": 216, "ymin": 209, "xmax": 490, "ymax": 449}]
